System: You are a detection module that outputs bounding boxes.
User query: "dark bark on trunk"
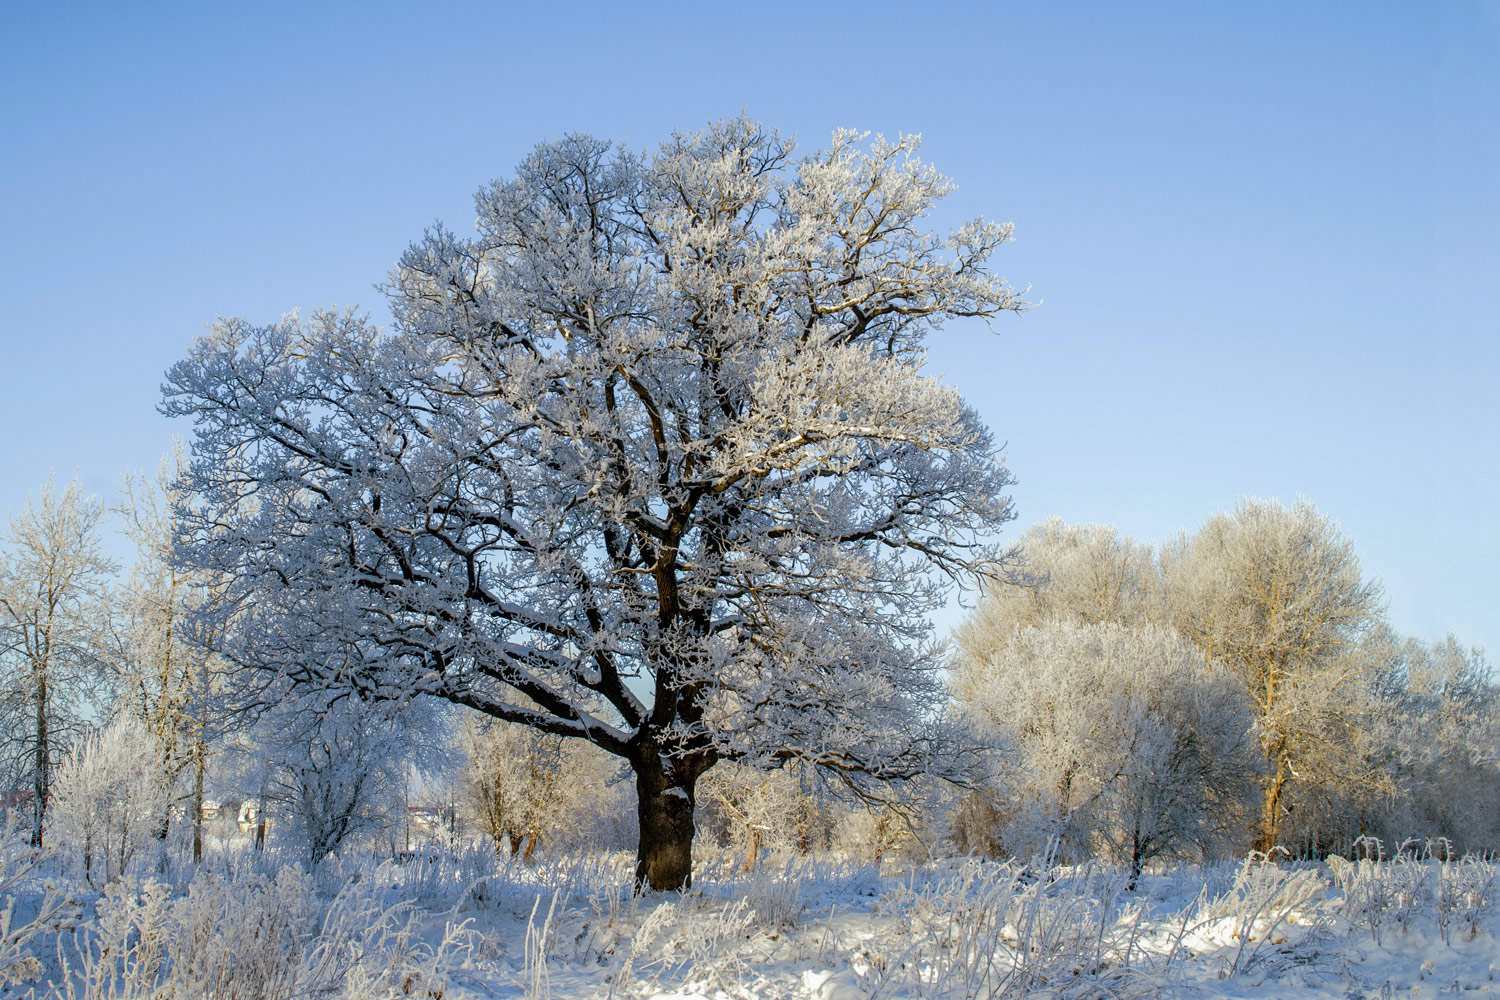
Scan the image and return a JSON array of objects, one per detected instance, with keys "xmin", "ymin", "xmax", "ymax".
[
  {"xmin": 192, "ymin": 749, "xmax": 205, "ymax": 864},
  {"xmin": 1127, "ymin": 816, "xmax": 1145, "ymax": 889},
  {"xmin": 32, "ymin": 662, "xmax": 48, "ymax": 849},
  {"xmin": 634, "ymin": 758, "xmax": 700, "ymax": 893}
]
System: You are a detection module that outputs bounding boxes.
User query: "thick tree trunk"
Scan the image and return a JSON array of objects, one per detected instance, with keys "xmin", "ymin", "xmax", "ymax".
[
  {"xmin": 634, "ymin": 762, "xmax": 699, "ymax": 893},
  {"xmin": 1254, "ymin": 763, "xmax": 1287, "ymax": 855}
]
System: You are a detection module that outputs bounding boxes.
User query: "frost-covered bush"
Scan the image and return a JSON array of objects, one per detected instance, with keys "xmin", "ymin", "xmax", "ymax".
[
  {"xmin": 831, "ymin": 802, "xmax": 932, "ymax": 864},
  {"xmin": 1190, "ymin": 853, "xmax": 1328, "ymax": 976},
  {"xmin": 0, "ymin": 812, "xmax": 77, "ymax": 988},
  {"xmin": 1329, "ymin": 839, "xmax": 1498, "ymax": 947},
  {"xmin": 852, "ymin": 861, "xmax": 1153, "ymax": 999},
  {"xmin": 458, "ymin": 715, "xmax": 627, "ymax": 858},
  {"xmin": 955, "ymin": 622, "xmax": 1257, "ymax": 875},
  {"xmin": 46, "ymin": 715, "xmax": 171, "ymax": 888},
  {"xmin": 948, "ymin": 789, "xmax": 1006, "ymax": 858}
]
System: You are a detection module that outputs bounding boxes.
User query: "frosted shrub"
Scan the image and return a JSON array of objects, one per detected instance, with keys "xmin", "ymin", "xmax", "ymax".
[
  {"xmin": 56, "ymin": 870, "xmax": 310, "ymax": 1000},
  {"xmin": 1330, "ymin": 840, "xmax": 1498, "ymax": 946},
  {"xmin": 46, "ymin": 715, "xmax": 170, "ymax": 889},
  {"xmin": 948, "ymin": 790, "xmax": 1005, "ymax": 858},
  {"xmin": 0, "ymin": 813, "xmax": 77, "ymax": 987},
  {"xmin": 300, "ymin": 879, "xmax": 478, "ymax": 1000},
  {"xmin": 832, "ymin": 804, "xmax": 930, "ymax": 865},
  {"xmin": 53, "ymin": 865, "xmax": 475, "ymax": 1000},
  {"xmin": 164, "ymin": 868, "xmax": 314, "ymax": 998},
  {"xmin": 56, "ymin": 878, "xmax": 178, "ymax": 1000},
  {"xmin": 741, "ymin": 860, "xmax": 808, "ymax": 930},
  {"xmin": 698, "ymin": 761, "xmax": 835, "ymax": 864},
  {"xmin": 458, "ymin": 716, "xmax": 625, "ymax": 859}
]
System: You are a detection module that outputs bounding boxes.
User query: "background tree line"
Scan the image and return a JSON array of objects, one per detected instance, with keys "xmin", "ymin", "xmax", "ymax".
[
  {"xmin": 950, "ymin": 503, "xmax": 1497, "ymax": 880},
  {"xmin": 1, "ymin": 468, "xmax": 1490, "ymax": 886}
]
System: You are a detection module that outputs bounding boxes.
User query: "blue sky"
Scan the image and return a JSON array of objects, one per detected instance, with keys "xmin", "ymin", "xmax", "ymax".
[{"xmin": 1, "ymin": 1, "xmax": 1495, "ymax": 653}]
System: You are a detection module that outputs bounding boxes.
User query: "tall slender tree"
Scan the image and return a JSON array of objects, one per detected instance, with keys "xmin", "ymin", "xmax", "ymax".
[
  {"xmin": 113, "ymin": 446, "xmax": 221, "ymax": 860},
  {"xmin": 0, "ymin": 477, "xmax": 114, "ymax": 845}
]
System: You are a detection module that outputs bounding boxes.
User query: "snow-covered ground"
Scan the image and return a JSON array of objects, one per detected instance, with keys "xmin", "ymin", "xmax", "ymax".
[
  {"xmin": 3, "ymin": 840, "xmax": 1496, "ymax": 998},
  {"xmin": 437, "ymin": 851, "xmax": 1500, "ymax": 999}
]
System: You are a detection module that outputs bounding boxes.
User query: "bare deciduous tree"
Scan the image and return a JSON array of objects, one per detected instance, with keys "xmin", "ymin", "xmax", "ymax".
[
  {"xmin": 258, "ymin": 694, "xmax": 409, "ymax": 867},
  {"xmin": 1160, "ymin": 498, "xmax": 1385, "ymax": 852},
  {"xmin": 0, "ymin": 477, "xmax": 114, "ymax": 845}
]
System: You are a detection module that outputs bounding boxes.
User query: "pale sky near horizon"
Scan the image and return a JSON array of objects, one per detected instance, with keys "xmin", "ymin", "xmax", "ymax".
[{"xmin": 1, "ymin": 2, "xmax": 1495, "ymax": 654}]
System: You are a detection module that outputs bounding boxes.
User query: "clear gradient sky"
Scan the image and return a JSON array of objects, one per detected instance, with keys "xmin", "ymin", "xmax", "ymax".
[{"xmin": 1, "ymin": 2, "xmax": 1495, "ymax": 653}]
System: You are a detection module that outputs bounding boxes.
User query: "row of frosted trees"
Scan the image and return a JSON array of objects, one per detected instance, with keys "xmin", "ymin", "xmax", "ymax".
[{"xmin": 948, "ymin": 501, "xmax": 1496, "ymax": 879}]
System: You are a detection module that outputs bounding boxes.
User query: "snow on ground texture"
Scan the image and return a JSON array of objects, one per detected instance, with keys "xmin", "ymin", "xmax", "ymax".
[{"xmin": 3, "ymin": 843, "xmax": 1499, "ymax": 998}]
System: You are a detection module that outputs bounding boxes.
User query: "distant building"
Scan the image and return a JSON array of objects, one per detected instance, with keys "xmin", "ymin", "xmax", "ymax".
[
  {"xmin": 407, "ymin": 805, "xmax": 443, "ymax": 829},
  {"xmin": 237, "ymin": 800, "xmax": 268, "ymax": 833},
  {"xmin": 0, "ymin": 788, "xmax": 35, "ymax": 810}
]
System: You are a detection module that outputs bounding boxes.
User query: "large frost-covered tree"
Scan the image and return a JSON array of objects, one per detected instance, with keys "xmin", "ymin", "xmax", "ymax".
[{"xmin": 162, "ymin": 117, "xmax": 1024, "ymax": 890}]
